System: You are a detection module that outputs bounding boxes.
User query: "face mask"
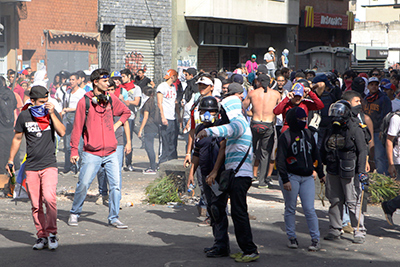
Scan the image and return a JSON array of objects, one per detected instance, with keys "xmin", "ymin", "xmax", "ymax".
[
  {"xmin": 200, "ymin": 111, "xmax": 216, "ymax": 123},
  {"xmin": 351, "ymin": 104, "xmax": 362, "ymax": 115},
  {"xmin": 29, "ymin": 104, "xmax": 48, "ymax": 117},
  {"xmin": 297, "ymin": 119, "xmax": 306, "ymax": 130},
  {"xmin": 332, "ymin": 116, "xmax": 345, "ymax": 127}
]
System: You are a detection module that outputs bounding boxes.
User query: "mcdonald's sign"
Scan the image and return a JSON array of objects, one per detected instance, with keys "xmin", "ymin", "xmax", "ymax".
[{"xmin": 302, "ymin": 6, "xmax": 354, "ymax": 30}]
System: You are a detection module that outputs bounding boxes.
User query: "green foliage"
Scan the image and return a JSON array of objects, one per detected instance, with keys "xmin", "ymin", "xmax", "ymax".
[
  {"xmin": 368, "ymin": 173, "xmax": 400, "ymax": 203},
  {"xmin": 145, "ymin": 175, "xmax": 182, "ymax": 205}
]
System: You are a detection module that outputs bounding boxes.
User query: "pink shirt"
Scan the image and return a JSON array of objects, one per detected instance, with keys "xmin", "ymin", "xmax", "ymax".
[{"xmin": 245, "ymin": 60, "xmax": 258, "ymax": 74}]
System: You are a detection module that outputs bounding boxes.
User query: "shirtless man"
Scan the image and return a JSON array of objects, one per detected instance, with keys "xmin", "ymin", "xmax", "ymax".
[{"xmin": 243, "ymin": 74, "xmax": 281, "ymax": 188}]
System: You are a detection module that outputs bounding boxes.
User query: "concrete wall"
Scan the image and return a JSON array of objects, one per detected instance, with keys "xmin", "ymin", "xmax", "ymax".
[
  {"xmin": 300, "ymin": 0, "xmax": 350, "ymax": 14},
  {"xmin": 18, "ymin": 0, "xmax": 98, "ymax": 71},
  {"xmin": 99, "ymin": 0, "xmax": 172, "ymax": 85},
  {"xmin": 365, "ymin": 6, "xmax": 400, "ymax": 23},
  {"xmin": 185, "ymin": 0, "xmax": 299, "ymax": 26}
]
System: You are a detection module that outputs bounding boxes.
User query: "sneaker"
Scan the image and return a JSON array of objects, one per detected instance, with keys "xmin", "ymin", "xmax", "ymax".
[
  {"xmin": 32, "ymin": 238, "xmax": 48, "ymax": 250},
  {"xmin": 48, "ymin": 233, "xmax": 58, "ymax": 250},
  {"xmin": 109, "ymin": 219, "xmax": 128, "ymax": 229},
  {"xmin": 353, "ymin": 236, "xmax": 365, "ymax": 244},
  {"xmin": 324, "ymin": 233, "xmax": 341, "ymax": 241},
  {"xmin": 342, "ymin": 222, "xmax": 354, "ymax": 234},
  {"xmin": 287, "ymin": 237, "xmax": 298, "ymax": 249},
  {"xmin": 382, "ymin": 201, "xmax": 394, "ymax": 226},
  {"xmin": 230, "ymin": 252, "xmax": 243, "ymax": 259},
  {"xmin": 68, "ymin": 214, "xmax": 79, "ymax": 226},
  {"xmin": 308, "ymin": 239, "xmax": 320, "ymax": 251},
  {"xmin": 204, "ymin": 246, "xmax": 217, "ymax": 253},
  {"xmin": 143, "ymin": 168, "xmax": 157, "ymax": 175},
  {"xmin": 95, "ymin": 195, "xmax": 104, "ymax": 205},
  {"xmin": 234, "ymin": 252, "xmax": 260, "ymax": 263},
  {"xmin": 102, "ymin": 195, "xmax": 109, "ymax": 206},
  {"xmin": 197, "ymin": 217, "xmax": 211, "ymax": 227}
]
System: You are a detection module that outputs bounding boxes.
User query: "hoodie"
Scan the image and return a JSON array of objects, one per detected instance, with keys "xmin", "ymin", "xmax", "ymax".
[
  {"xmin": 70, "ymin": 91, "xmax": 131, "ymax": 157},
  {"xmin": 276, "ymin": 107, "xmax": 324, "ymax": 184}
]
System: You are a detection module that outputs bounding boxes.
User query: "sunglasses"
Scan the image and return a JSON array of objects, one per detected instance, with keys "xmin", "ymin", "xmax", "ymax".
[
  {"xmin": 372, "ymin": 73, "xmax": 380, "ymax": 76},
  {"xmin": 100, "ymin": 74, "xmax": 110, "ymax": 79}
]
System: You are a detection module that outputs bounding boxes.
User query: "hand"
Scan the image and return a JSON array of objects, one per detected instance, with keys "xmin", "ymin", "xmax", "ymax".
[
  {"xmin": 119, "ymin": 94, "xmax": 124, "ymax": 100},
  {"xmin": 206, "ymin": 171, "xmax": 217, "ymax": 186},
  {"xmin": 304, "ymin": 86, "xmax": 310, "ymax": 96},
  {"xmin": 184, "ymin": 154, "xmax": 191, "ymax": 168},
  {"xmin": 389, "ymin": 164, "xmax": 397, "ymax": 178},
  {"xmin": 5, "ymin": 163, "xmax": 14, "ymax": 177},
  {"xmin": 138, "ymin": 130, "xmax": 142, "ymax": 139},
  {"xmin": 162, "ymin": 118, "xmax": 168, "ymax": 126},
  {"xmin": 45, "ymin": 102, "xmax": 55, "ymax": 114},
  {"xmin": 366, "ymin": 161, "xmax": 370, "ymax": 173},
  {"xmin": 287, "ymin": 92, "xmax": 294, "ymax": 100},
  {"xmin": 125, "ymin": 142, "xmax": 132, "ymax": 155},
  {"xmin": 187, "ymin": 174, "xmax": 194, "ymax": 189},
  {"xmin": 196, "ymin": 129, "xmax": 208, "ymax": 140},
  {"xmin": 320, "ymin": 176, "xmax": 326, "ymax": 184},
  {"xmin": 312, "ymin": 170, "xmax": 317, "ymax": 180},
  {"xmin": 283, "ymin": 181, "xmax": 291, "ymax": 191},
  {"xmin": 70, "ymin": 156, "xmax": 79, "ymax": 164}
]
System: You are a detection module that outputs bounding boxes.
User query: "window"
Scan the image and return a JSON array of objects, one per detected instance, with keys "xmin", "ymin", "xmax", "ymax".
[{"xmin": 199, "ymin": 22, "xmax": 247, "ymax": 47}]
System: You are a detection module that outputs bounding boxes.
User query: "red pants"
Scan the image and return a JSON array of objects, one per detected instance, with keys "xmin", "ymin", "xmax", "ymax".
[{"xmin": 26, "ymin": 167, "xmax": 58, "ymax": 238}]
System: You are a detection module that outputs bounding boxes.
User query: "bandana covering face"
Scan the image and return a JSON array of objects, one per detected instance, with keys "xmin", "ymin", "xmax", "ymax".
[{"xmin": 29, "ymin": 104, "xmax": 50, "ymax": 131}]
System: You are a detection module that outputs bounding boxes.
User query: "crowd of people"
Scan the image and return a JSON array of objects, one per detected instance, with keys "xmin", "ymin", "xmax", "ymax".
[{"xmin": 2, "ymin": 51, "xmax": 400, "ymax": 263}]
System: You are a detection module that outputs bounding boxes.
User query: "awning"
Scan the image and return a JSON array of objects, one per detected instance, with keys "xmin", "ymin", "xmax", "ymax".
[{"xmin": 48, "ymin": 29, "xmax": 100, "ymax": 42}]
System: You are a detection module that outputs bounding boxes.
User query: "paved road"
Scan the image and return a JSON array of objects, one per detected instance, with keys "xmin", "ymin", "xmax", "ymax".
[{"xmin": 1, "ymin": 136, "xmax": 400, "ymax": 267}]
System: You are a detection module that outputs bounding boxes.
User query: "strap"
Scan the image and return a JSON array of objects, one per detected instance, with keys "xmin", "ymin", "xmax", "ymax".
[{"xmin": 234, "ymin": 146, "xmax": 251, "ymax": 174}]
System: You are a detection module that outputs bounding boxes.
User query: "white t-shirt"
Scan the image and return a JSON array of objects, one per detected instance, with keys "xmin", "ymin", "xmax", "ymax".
[
  {"xmin": 127, "ymin": 85, "xmax": 142, "ymax": 120},
  {"xmin": 387, "ymin": 114, "xmax": 400, "ymax": 164},
  {"xmin": 65, "ymin": 88, "xmax": 86, "ymax": 109},
  {"xmin": 157, "ymin": 82, "xmax": 177, "ymax": 120},
  {"xmin": 54, "ymin": 85, "xmax": 67, "ymax": 106},
  {"xmin": 392, "ymin": 98, "xmax": 400, "ymax": 112},
  {"xmin": 213, "ymin": 78, "xmax": 222, "ymax": 97},
  {"xmin": 264, "ymin": 52, "xmax": 275, "ymax": 69}
]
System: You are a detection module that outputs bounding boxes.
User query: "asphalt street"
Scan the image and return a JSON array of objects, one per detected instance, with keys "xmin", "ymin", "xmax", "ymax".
[{"xmin": 1, "ymin": 135, "xmax": 400, "ymax": 267}]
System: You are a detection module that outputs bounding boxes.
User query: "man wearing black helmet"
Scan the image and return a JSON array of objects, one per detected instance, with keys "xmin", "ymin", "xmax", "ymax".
[{"xmin": 321, "ymin": 100, "xmax": 368, "ymax": 244}]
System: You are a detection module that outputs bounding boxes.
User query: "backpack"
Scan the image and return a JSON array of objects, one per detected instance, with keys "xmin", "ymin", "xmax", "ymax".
[
  {"xmin": 277, "ymin": 54, "xmax": 283, "ymax": 69},
  {"xmin": 355, "ymin": 113, "xmax": 372, "ymax": 147},
  {"xmin": 380, "ymin": 111, "xmax": 400, "ymax": 147},
  {"xmin": 83, "ymin": 95, "xmax": 113, "ymax": 134},
  {"xmin": 0, "ymin": 90, "xmax": 16, "ymax": 128}
]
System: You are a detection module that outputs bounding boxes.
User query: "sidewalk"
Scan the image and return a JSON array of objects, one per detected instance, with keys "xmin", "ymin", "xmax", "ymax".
[{"xmin": 1, "ymin": 136, "xmax": 400, "ymax": 267}]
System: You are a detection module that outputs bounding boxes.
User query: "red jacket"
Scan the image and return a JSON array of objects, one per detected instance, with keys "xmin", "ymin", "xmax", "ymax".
[
  {"xmin": 273, "ymin": 91, "xmax": 324, "ymax": 133},
  {"xmin": 70, "ymin": 91, "xmax": 131, "ymax": 157}
]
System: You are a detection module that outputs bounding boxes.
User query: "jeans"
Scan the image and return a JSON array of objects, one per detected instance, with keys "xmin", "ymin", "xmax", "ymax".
[
  {"xmin": 325, "ymin": 173, "xmax": 366, "ymax": 237},
  {"xmin": 97, "ymin": 145, "xmax": 124, "ymax": 196},
  {"xmin": 124, "ymin": 119, "xmax": 135, "ymax": 167},
  {"xmin": 374, "ymin": 132, "xmax": 388, "ymax": 175},
  {"xmin": 279, "ymin": 174, "xmax": 320, "ymax": 241},
  {"xmin": 144, "ymin": 130, "xmax": 157, "ymax": 170},
  {"xmin": 268, "ymin": 68, "xmax": 276, "ymax": 78},
  {"xmin": 158, "ymin": 119, "xmax": 178, "ymax": 164},
  {"xmin": 70, "ymin": 151, "xmax": 121, "ymax": 223},
  {"xmin": 251, "ymin": 121, "xmax": 274, "ymax": 185}
]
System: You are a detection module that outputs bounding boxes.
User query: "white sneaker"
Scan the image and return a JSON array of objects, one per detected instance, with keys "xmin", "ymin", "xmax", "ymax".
[
  {"xmin": 68, "ymin": 214, "xmax": 79, "ymax": 226},
  {"xmin": 108, "ymin": 219, "xmax": 128, "ymax": 229},
  {"xmin": 48, "ymin": 233, "xmax": 58, "ymax": 250},
  {"xmin": 32, "ymin": 238, "xmax": 48, "ymax": 250}
]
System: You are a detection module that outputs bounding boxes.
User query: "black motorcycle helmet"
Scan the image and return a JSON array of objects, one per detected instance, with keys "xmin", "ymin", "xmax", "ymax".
[
  {"xmin": 328, "ymin": 100, "xmax": 352, "ymax": 126},
  {"xmin": 199, "ymin": 96, "xmax": 219, "ymax": 112}
]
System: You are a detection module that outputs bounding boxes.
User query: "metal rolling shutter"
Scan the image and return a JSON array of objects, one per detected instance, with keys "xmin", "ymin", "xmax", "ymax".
[{"xmin": 125, "ymin": 27, "xmax": 155, "ymax": 81}]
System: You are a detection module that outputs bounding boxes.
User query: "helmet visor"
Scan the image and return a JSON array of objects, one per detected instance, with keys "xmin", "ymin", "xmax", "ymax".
[{"xmin": 328, "ymin": 103, "xmax": 347, "ymax": 117}]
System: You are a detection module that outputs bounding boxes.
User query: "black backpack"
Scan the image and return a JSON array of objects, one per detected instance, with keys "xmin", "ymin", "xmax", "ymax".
[
  {"xmin": 0, "ymin": 90, "xmax": 16, "ymax": 128},
  {"xmin": 380, "ymin": 111, "xmax": 400, "ymax": 147}
]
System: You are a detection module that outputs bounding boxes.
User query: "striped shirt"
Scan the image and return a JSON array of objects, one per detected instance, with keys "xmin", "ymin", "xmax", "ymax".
[{"xmin": 205, "ymin": 95, "xmax": 253, "ymax": 178}]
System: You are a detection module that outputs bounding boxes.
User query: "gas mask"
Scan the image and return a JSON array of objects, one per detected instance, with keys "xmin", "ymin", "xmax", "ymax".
[{"xmin": 200, "ymin": 111, "xmax": 216, "ymax": 123}]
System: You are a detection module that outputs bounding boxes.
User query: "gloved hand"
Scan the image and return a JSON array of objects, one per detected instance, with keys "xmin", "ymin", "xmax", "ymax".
[{"xmin": 358, "ymin": 173, "xmax": 369, "ymax": 187}]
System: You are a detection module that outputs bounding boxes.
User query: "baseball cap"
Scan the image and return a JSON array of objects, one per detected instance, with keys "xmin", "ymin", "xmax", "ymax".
[
  {"xmin": 383, "ymin": 83, "xmax": 396, "ymax": 92},
  {"xmin": 29, "ymin": 85, "xmax": 49, "ymax": 99},
  {"xmin": 185, "ymin": 68, "xmax": 197, "ymax": 76},
  {"xmin": 268, "ymin": 47, "xmax": 275, "ymax": 52},
  {"xmin": 292, "ymin": 83, "xmax": 304, "ymax": 97},
  {"xmin": 232, "ymin": 74, "xmax": 244, "ymax": 84},
  {"xmin": 227, "ymin": 83, "xmax": 243, "ymax": 95},
  {"xmin": 368, "ymin": 77, "xmax": 379, "ymax": 84},
  {"xmin": 257, "ymin": 64, "xmax": 267, "ymax": 74},
  {"xmin": 196, "ymin": 76, "xmax": 214, "ymax": 86},
  {"xmin": 110, "ymin": 71, "xmax": 122, "ymax": 78},
  {"xmin": 251, "ymin": 54, "xmax": 257, "ymax": 59},
  {"xmin": 163, "ymin": 69, "xmax": 178, "ymax": 80}
]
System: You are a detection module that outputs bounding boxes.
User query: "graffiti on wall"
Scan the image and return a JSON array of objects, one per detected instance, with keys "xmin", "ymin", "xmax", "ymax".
[
  {"xmin": 177, "ymin": 45, "xmax": 197, "ymax": 81},
  {"xmin": 125, "ymin": 51, "xmax": 147, "ymax": 74}
]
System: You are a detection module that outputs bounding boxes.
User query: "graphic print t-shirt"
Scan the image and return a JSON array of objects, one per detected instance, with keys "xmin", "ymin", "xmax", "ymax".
[{"xmin": 14, "ymin": 109, "xmax": 61, "ymax": 171}]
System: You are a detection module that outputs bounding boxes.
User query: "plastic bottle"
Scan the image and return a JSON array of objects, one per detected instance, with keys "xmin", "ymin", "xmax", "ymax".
[{"xmin": 188, "ymin": 183, "xmax": 196, "ymax": 197}]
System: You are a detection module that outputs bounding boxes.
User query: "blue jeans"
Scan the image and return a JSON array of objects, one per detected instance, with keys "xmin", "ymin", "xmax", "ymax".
[
  {"xmin": 374, "ymin": 132, "xmax": 388, "ymax": 175},
  {"xmin": 70, "ymin": 151, "xmax": 121, "ymax": 223},
  {"xmin": 144, "ymin": 131, "xmax": 157, "ymax": 170},
  {"xmin": 97, "ymin": 145, "xmax": 124, "ymax": 196},
  {"xmin": 279, "ymin": 174, "xmax": 320, "ymax": 241}
]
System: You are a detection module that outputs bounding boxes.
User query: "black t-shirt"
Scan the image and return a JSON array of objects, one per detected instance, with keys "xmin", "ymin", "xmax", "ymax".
[
  {"xmin": 14, "ymin": 109, "xmax": 61, "ymax": 171},
  {"xmin": 141, "ymin": 97, "xmax": 158, "ymax": 132},
  {"xmin": 135, "ymin": 76, "xmax": 152, "ymax": 91}
]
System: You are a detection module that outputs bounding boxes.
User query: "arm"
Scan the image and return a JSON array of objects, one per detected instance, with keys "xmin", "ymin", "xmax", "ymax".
[
  {"xmin": 157, "ymin": 92, "xmax": 168, "ymax": 126},
  {"xmin": 364, "ymin": 114, "xmax": 374, "ymax": 149},
  {"xmin": 311, "ymin": 133, "xmax": 325, "ymax": 182},
  {"xmin": 276, "ymin": 134, "xmax": 290, "ymax": 185},
  {"xmin": 187, "ymin": 155, "xmax": 199, "ymax": 189},
  {"xmin": 5, "ymin": 132, "xmax": 23, "ymax": 176},
  {"xmin": 305, "ymin": 91, "xmax": 325, "ymax": 111},
  {"xmin": 206, "ymin": 139, "xmax": 226, "ymax": 186},
  {"xmin": 112, "ymin": 96, "xmax": 131, "ymax": 124},
  {"xmin": 123, "ymin": 120, "xmax": 131, "ymax": 155},
  {"xmin": 387, "ymin": 135, "xmax": 396, "ymax": 177},
  {"xmin": 184, "ymin": 128, "xmax": 195, "ymax": 167},
  {"xmin": 273, "ymin": 96, "xmax": 290, "ymax": 115},
  {"xmin": 70, "ymin": 99, "xmax": 86, "ymax": 160},
  {"xmin": 126, "ymin": 96, "xmax": 140, "ymax": 107},
  {"xmin": 354, "ymin": 127, "xmax": 367, "ymax": 174},
  {"xmin": 150, "ymin": 81, "xmax": 155, "ymax": 88},
  {"xmin": 138, "ymin": 110, "xmax": 149, "ymax": 139},
  {"xmin": 242, "ymin": 92, "xmax": 251, "ymax": 109},
  {"xmin": 204, "ymin": 118, "xmax": 246, "ymax": 139}
]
